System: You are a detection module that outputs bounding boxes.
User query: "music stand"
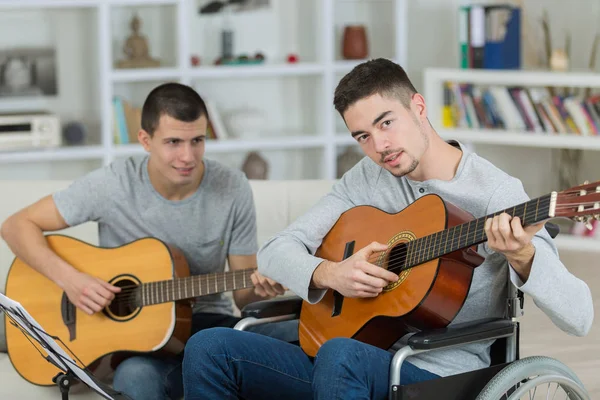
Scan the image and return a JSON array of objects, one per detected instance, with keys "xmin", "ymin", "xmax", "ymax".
[{"xmin": 0, "ymin": 293, "xmax": 131, "ymax": 400}]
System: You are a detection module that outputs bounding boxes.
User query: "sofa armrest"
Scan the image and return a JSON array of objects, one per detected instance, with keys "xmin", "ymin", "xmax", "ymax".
[
  {"xmin": 407, "ymin": 318, "xmax": 516, "ymax": 350},
  {"xmin": 240, "ymin": 296, "xmax": 303, "ymax": 319}
]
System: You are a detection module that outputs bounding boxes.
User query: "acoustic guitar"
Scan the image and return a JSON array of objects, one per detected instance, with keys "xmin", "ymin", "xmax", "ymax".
[
  {"xmin": 299, "ymin": 180, "xmax": 600, "ymax": 357},
  {"xmin": 4, "ymin": 235, "xmax": 256, "ymax": 386}
]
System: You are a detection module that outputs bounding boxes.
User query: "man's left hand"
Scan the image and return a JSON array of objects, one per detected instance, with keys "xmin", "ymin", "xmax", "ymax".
[
  {"xmin": 250, "ymin": 271, "xmax": 286, "ymax": 299},
  {"xmin": 485, "ymin": 213, "xmax": 545, "ymax": 281}
]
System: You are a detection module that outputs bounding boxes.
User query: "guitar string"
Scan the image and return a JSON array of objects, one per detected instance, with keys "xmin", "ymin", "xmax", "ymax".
[
  {"xmin": 382, "ymin": 201, "xmax": 599, "ymax": 275},
  {"xmin": 110, "ymin": 270, "xmax": 256, "ymax": 296},
  {"xmin": 376, "ymin": 199, "xmax": 600, "ymax": 270},
  {"xmin": 107, "ymin": 270, "xmax": 257, "ymax": 307},
  {"xmin": 106, "ymin": 198, "xmax": 600, "ymax": 307},
  {"xmin": 359, "ymin": 201, "xmax": 555, "ymax": 271}
]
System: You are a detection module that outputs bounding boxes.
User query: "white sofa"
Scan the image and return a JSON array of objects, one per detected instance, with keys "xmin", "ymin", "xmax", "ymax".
[{"xmin": 0, "ymin": 179, "xmax": 335, "ymax": 400}]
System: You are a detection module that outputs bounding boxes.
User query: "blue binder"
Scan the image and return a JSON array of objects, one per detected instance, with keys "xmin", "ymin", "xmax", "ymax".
[{"xmin": 483, "ymin": 6, "xmax": 521, "ymax": 70}]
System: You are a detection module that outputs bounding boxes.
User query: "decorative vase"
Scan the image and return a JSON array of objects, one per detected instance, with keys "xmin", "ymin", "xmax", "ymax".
[
  {"xmin": 242, "ymin": 151, "xmax": 269, "ymax": 180},
  {"xmin": 337, "ymin": 146, "xmax": 363, "ymax": 178},
  {"xmin": 342, "ymin": 25, "xmax": 368, "ymax": 60}
]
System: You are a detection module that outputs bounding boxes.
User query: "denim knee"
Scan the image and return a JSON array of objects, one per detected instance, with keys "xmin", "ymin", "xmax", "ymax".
[
  {"xmin": 314, "ymin": 337, "xmax": 361, "ymax": 368},
  {"xmin": 185, "ymin": 327, "xmax": 234, "ymax": 355},
  {"xmin": 113, "ymin": 356, "xmax": 175, "ymax": 399},
  {"xmin": 183, "ymin": 327, "xmax": 236, "ymax": 369}
]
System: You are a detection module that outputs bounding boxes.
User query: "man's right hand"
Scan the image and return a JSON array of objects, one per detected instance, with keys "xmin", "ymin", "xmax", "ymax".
[
  {"xmin": 312, "ymin": 241, "xmax": 399, "ymax": 298},
  {"xmin": 63, "ymin": 271, "xmax": 121, "ymax": 315}
]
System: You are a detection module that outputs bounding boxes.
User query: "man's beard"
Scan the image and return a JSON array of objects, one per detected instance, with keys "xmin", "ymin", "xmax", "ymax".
[{"xmin": 388, "ymin": 157, "xmax": 419, "ymax": 177}]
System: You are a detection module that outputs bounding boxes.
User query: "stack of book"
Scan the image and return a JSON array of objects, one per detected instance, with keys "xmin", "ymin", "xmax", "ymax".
[{"xmin": 443, "ymin": 82, "xmax": 600, "ymax": 136}]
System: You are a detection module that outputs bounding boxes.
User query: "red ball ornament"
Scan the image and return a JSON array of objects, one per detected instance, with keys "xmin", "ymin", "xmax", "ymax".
[{"xmin": 287, "ymin": 54, "xmax": 299, "ymax": 63}]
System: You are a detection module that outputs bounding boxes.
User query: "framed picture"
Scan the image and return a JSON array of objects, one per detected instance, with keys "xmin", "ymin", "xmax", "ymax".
[{"xmin": 0, "ymin": 47, "xmax": 58, "ymax": 97}]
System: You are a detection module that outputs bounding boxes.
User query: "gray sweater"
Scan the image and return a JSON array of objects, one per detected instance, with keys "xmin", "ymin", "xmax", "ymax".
[{"xmin": 258, "ymin": 141, "xmax": 594, "ymax": 377}]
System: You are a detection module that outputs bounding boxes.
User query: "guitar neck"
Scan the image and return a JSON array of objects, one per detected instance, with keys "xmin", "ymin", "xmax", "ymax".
[
  {"xmin": 403, "ymin": 193, "xmax": 554, "ymax": 270},
  {"xmin": 139, "ymin": 268, "xmax": 256, "ymax": 306}
]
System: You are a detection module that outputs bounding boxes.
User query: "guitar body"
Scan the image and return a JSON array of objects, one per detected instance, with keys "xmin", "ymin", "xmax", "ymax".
[
  {"xmin": 299, "ymin": 194, "xmax": 485, "ymax": 357},
  {"xmin": 5, "ymin": 235, "xmax": 192, "ymax": 386}
]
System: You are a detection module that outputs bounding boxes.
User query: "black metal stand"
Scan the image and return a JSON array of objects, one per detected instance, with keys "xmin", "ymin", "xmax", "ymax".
[
  {"xmin": 0, "ymin": 298, "xmax": 132, "ymax": 400},
  {"xmin": 53, "ymin": 370, "xmax": 78, "ymax": 400}
]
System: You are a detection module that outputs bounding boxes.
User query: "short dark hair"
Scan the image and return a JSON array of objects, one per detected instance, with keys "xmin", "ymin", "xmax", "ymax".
[
  {"xmin": 333, "ymin": 58, "xmax": 418, "ymax": 117},
  {"xmin": 141, "ymin": 82, "xmax": 208, "ymax": 135}
]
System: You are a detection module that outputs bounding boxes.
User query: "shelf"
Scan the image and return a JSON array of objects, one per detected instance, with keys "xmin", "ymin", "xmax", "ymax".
[
  {"xmin": 187, "ymin": 63, "xmax": 325, "ymax": 79},
  {"xmin": 107, "ymin": 0, "xmax": 179, "ymax": 5},
  {"xmin": 0, "ymin": 0, "xmax": 179, "ymax": 7},
  {"xmin": 113, "ymin": 136, "xmax": 327, "ymax": 158},
  {"xmin": 335, "ymin": 134, "xmax": 357, "ymax": 145},
  {"xmin": 110, "ymin": 64, "xmax": 325, "ymax": 82},
  {"xmin": 554, "ymin": 235, "xmax": 600, "ymax": 253},
  {"xmin": 0, "ymin": 146, "xmax": 105, "ymax": 164},
  {"xmin": 0, "ymin": 0, "xmax": 407, "ymax": 181},
  {"xmin": 0, "ymin": 0, "xmax": 101, "ymax": 8},
  {"xmin": 437, "ymin": 129, "xmax": 600, "ymax": 150},
  {"xmin": 425, "ymin": 68, "xmax": 600, "ymax": 88},
  {"xmin": 333, "ymin": 60, "xmax": 369, "ymax": 73},
  {"xmin": 111, "ymin": 68, "xmax": 182, "ymax": 83}
]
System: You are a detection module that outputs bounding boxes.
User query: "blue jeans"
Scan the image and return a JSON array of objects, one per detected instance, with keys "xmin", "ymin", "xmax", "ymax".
[
  {"xmin": 182, "ymin": 327, "xmax": 440, "ymax": 400},
  {"xmin": 111, "ymin": 313, "xmax": 298, "ymax": 400}
]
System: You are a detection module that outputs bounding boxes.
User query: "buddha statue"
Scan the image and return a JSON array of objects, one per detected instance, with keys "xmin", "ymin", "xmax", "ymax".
[{"xmin": 116, "ymin": 14, "xmax": 160, "ymax": 69}]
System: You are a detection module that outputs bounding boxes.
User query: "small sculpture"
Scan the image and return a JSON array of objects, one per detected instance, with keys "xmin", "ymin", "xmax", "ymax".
[
  {"xmin": 242, "ymin": 151, "xmax": 269, "ymax": 180},
  {"xmin": 550, "ymin": 49, "xmax": 569, "ymax": 72},
  {"xmin": 337, "ymin": 146, "xmax": 363, "ymax": 178},
  {"xmin": 116, "ymin": 14, "xmax": 160, "ymax": 69}
]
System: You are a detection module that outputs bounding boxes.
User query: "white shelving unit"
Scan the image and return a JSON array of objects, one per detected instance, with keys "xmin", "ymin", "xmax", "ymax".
[
  {"xmin": 0, "ymin": 0, "xmax": 408, "ymax": 180},
  {"xmin": 424, "ymin": 67, "xmax": 600, "ymax": 253}
]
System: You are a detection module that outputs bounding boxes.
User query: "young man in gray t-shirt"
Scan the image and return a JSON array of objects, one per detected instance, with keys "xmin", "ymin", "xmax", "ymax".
[
  {"xmin": 182, "ymin": 59, "xmax": 593, "ymax": 400},
  {"xmin": 0, "ymin": 82, "xmax": 290, "ymax": 400}
]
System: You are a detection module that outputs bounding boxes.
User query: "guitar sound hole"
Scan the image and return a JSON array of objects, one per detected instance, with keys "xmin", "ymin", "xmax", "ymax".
[
  {"xmin": 106, "ymin": 278, "xmax": 140, "ymax": 319},
  {"xmin": 387, "ymin": 243, "xmax": 408, "ymax": 272}
]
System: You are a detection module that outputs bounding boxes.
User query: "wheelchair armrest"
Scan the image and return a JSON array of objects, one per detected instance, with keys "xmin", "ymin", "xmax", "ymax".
[
  {"xmin": 545, "ymin": 222, "xmax": 559, "ymax": 238},
  {"xmin": 240, "ymin": 296, "xmax": 303, "ymax": 319},
  {"xmin": 407, "ymin": 318, "xmax": 516, "ymax": 350}
]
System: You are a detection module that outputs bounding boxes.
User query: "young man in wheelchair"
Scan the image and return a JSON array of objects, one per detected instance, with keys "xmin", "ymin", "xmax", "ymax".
[{"xmin": 181, "ymin": 59, "xmax": 594, "ymax": 399}]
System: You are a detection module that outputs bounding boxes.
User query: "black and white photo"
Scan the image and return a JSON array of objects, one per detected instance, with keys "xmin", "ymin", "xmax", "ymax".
[{"xmin": 0, "ymin": 47, "xmax": 58, "ymax": 97}]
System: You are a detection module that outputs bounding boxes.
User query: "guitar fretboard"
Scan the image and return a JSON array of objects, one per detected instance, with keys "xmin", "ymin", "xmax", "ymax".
[
  {"xmin": 400, "ymin": 194, "xmax": 552, "ymax": 271},
  {"xmin": 135, "ymin": 269, "xmax": 255, "ymax": 307}
]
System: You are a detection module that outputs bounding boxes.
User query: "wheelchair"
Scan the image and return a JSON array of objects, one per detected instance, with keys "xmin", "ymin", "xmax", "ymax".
[{"xmin": 234, "ymin": 223, "xmax": 590, "ymax": 400}]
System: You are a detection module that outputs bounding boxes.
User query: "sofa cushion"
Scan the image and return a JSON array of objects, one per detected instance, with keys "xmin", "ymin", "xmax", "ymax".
[
  {"xmin": 287, "ymin": 180, "xmax": 335, "ymax": 223},
  {"xmin": 249, "ymin": 180, "xmax": 290, "ymax": 246}
]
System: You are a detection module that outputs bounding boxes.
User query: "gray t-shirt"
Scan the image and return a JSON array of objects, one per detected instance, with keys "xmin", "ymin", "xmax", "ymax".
[
  {"xmin": 258, "ymin": 140, "xmax": 594, "ymax": 377},
  {"xmin": 53, "ymin": 155, "xmax": 258, "ymax": 316}
]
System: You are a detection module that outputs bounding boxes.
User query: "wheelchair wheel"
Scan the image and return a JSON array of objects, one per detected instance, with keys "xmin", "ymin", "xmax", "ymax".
[{"xmin": 476, "ymin": 356, "xmax": 590, "ymax": 400}]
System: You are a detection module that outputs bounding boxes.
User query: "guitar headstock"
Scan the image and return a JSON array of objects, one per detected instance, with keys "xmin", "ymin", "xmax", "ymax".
[{"xmin": 554, "ymin": 180, "xmax": 600, "ymax": 229}]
